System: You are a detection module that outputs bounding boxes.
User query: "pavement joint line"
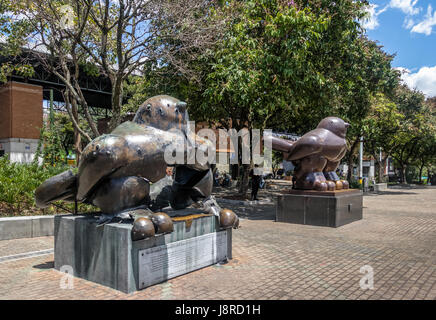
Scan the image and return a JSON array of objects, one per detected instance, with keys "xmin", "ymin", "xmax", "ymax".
[{"xmin": 0, "ymin": 248, "xmax": 54, "ymax": 263}]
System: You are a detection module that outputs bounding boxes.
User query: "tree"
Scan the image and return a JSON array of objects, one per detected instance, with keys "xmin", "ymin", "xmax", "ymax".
[
  {"xmin": 1, "ymin": 0, "xmax": 226, "ymax": 156},
  {"xmin": 34, "ymin": 113, "xmax": 69, "ymax": 166},
  {"xmin": 0, "ymin": 1, "xmax": 35, "ymax": 82},
  {"xmin": 271, "ymin": 150, "xmax": 283, "ymax": 179},
  {"xmin": 200, "ymin": 0, "xmax": 332, "ymax": 193},
  {"xmin": 121, "ymin": 0, "xmax": 400, "ymax": 192},
  {"xmin": 362, "ymin": 94, "xmax": 404, "ymax": 182},
  {"xmin": 389, "ymin": 89, "xmax": 435, "ymax": 183},
  {"xmin": 196, "ymin": 0, "xmax": 398, "ymax": 191}
]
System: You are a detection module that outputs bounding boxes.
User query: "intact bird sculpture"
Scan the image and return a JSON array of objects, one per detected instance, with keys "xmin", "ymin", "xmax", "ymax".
[{"xmin": 269, "ymin": 117, "xmax": 350, "ymax": 191}]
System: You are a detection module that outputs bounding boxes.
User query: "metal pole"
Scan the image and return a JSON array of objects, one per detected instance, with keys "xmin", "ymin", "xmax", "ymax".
[
  {"xmin": 49, "ymin": 89, "xmax": 54, "ymax": 130},
  {"xmin": 359, "ymin": 136, "xmax": 363, "ymax": 184},
  {"xmin": 379, "ymin": 147, "xmax": 383, "ymax": 178}
]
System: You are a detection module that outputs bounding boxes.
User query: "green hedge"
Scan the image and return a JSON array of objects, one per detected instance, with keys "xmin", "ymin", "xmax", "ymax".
[{"xmin": 0, "ymin": 157, "xmax": 92, "ymax": 216}]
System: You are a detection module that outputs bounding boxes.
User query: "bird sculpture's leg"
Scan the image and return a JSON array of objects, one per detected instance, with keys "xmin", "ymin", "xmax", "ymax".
[
  {"xmin": 131, "ymin": 210, "xmax": 175, "ymax": 241},
  {"xmin": 293, "ymin": 156, "xmax": 331, "ymax": 191},
  {"xmin": 175, "ymin": 167, "xmax": 239, "ymax": 229},
  {"xmin": 90, "ymin": 176, "xmax": 175, "ymax": 239},
  {"xmin": 323, "ymin": 161, "xmax": 349, "ymax": 190},
  {"xmin": 148, "ymin": 167, "xmax": 239, "ymax": 230}
]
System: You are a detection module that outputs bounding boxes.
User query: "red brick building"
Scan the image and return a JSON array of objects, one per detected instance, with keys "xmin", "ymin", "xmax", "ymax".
[{"xmin": 0, "ymin": 81, "xmax": 43, "ymax": 162}]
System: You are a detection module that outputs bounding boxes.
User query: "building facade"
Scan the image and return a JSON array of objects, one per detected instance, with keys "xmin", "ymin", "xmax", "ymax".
[{"xmin": 0, "ymin": 81, "xmax": 43, "ymax": 163}]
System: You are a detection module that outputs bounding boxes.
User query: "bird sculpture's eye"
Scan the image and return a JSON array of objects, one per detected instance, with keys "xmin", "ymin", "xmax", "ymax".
[
  {"xmin": 175, "ymin": 108, "xmax": 179, "ymax": 113},
  {"xmin": 146, "ymin": 104, "xmax": 152, "ymax": 111}
]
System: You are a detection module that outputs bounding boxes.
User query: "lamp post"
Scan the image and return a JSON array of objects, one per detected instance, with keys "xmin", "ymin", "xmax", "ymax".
[
  {"xmin": 49, "ymin": 89, "xmax": 54, "ymax": 130},
  {"xmin": 359, "ymin": 136, "xmax": 363, "ymax": 185}
]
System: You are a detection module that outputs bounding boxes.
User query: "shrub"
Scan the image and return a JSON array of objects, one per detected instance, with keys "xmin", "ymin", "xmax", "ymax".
[
  {"xmin": 0, "ymin": 156, "xmax": 92, "ymax": 216},
  {"xmin": 348, "ymin": 178, "xmax": 362, "ymax": 190}
]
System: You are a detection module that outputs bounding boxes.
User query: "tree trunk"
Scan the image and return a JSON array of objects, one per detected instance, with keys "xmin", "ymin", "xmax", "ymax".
[
  {"xmin": 378, "ymin": 159, "xmax": 384, "ymax": 183},
  {"xmin": 237, "ymin": 134, "xmax": 250, "ymax": 195},
  {"xmin": 372, "ymin": 153, "xmax": 383, "ymax": 183},
  {"xmin": 108, "ymin": 77, "xmax": 123, "ymax": 132},
  {"xmin": 238, "ymin": 164, "xmax": 251, "ymax": 195},
  {"xmin": 346, "ymin": 138, "xmax": 359, "ymax": 181},
  {"xmin": 71, "ymin": 94, "xmax": 82, "ymax": 165},
  {"xmin": 64, "ymin": 90, "xmax": 91, "ymax": 142},
  {"xmin": 418, "ymin": 163, "xmax": 424, "ymax": 184},
  {"xmin": 231, "ymin": 164, "xmax": 239, "ymax": 180},
  {"xmin": 400, "ymin": 164, "xmax": 406, "ymax": 184}
]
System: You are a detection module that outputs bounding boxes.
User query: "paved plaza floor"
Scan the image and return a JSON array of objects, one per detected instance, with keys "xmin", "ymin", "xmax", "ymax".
[{"xmin": 0, "ymin": 187, "xmax": 435, "ymax": 300}]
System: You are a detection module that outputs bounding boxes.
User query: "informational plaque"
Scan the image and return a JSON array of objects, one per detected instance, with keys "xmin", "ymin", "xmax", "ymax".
[{"xmin": 138, "ymin": 231, "xmax": 228, "ymax": 289}]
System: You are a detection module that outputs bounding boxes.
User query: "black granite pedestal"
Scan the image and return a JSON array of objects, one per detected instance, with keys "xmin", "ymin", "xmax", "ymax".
[{"xmin": 276, "ymin": 189, "xmax": 363, "ymax": 227}]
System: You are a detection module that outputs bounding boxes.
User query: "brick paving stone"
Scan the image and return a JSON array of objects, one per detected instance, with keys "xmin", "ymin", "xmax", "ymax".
[{"xmin": 0, "ymin": 187, "xmax": 435, "ymax": 300}]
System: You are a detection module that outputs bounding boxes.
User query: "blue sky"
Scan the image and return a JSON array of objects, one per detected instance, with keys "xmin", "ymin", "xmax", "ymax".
[{"xmin": 362, "ymin": 0, "xmax": 436, "ymax": 97}]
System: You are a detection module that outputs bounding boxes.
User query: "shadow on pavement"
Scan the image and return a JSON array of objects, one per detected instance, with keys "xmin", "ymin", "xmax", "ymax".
[
  {"xmin": 367, "ymin": 191, "xmax": 418, "ymax": 196},
  {"xmin": 217, "ymin": 202, "xmax": 276, "ymax": 221},
  {"xmin": 33, "ymin": 261, "xmax": 54, "ymax": 269}
]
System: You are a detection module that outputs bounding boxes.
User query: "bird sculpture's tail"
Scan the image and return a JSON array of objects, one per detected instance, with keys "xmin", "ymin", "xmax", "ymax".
[
  {"xmin": 264, "ymin": 135, "xmax": 295, "ymax": 159},
  {"xmin": 35, "ymin": 170, "xmax": 77, "ymax": 208}
]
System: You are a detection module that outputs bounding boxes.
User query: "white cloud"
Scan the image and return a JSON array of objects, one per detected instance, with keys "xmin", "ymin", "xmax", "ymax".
[
  {"xmin": 396, "ymin": 66, "xmax": 436, "ymax": 97},
  {"xmin": 389, "ymin": 0, "xmax": 421, "ymax": 15},
  {"xmin": 362, "ymin": 4, "xmax": 380, "ymax": 30},
  {"xmin": 362, "ymin": 4, "xmax": 389, "ymax": 30},
  {"xmin": 411, "ymin": 5, "xmax": 436, "ymax": 35},
  {"xmin": 404, "ymin": 16, "xmax": 415, "ymax": 29}
]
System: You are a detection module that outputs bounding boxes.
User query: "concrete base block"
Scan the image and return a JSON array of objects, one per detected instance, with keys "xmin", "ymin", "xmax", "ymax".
[
  {"xmin": 0, "ymin": 138, "xmax": 40, "ymax": 164},
  {"xmin": 0, "ymin": 215, "xmax": 54, "ymax": 240},
  {"xmin": 54, "ymin": 213, "xmax": 231, "ymax": 293},
  {"xmin": 276, "ymin": 189, "xmax": 363, "ymax": 227},
  {"xmin": 374, "ymin": 183, "xmax": 388, "ymax": 193}
]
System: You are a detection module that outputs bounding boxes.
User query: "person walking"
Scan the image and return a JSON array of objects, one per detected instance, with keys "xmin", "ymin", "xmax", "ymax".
[{"xmin": 250, "ymin": 164, "xmax": 261, "ymax": 201}]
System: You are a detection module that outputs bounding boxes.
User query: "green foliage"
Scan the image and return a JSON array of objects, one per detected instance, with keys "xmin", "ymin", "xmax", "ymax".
[
  {"xmin": 0, "ymin": 157, "xmax": 96, "ymax": 216},
  {"xmin": 33, "ymin": 111, "xmax": 79, "ymax": 167},
  {"xmin": 362, "ymin": 94, "xmax": 404, "ymax": 152},
  {"xmin": 389, "ymin": 89, "xmax": 436, "ymax": 183},
  {"xmin": 120, "ymin": 0, "xmax": 403, "ymax": 188},
  {"xmin": 271, "ymin": 150, "xmax": 283, "ymax": 177},
  {"xmin": 34, "ymin": 119, "xmax": 67, "ymax": 167},
  {"xmin": 360, "ymin": 86, "xmax": 436, "ymax": 184},
  {"xmin": 348, "ymin": 178, "xmax": 362, "ymax": 189},
  {"xmin": 199, "ymin": 1, "xmax": 332, "ymax": 130},
  {"xmin": 0, "ymin": 0, "xmax": 35, "ymax": 83},
  {"xmin": 0, "ymin": 156, "xmax": 66, "ymax": 215}
]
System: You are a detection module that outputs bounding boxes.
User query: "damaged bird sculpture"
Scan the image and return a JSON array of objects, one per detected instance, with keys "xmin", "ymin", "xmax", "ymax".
[{"xmin": 35, "ymin": 95, "xmax": 239, "ymax": 241}]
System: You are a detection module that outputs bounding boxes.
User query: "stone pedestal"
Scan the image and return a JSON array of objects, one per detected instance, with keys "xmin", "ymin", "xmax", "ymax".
[
  {"xmin": 276, "ymin": 189, "xmax": 362, "ymax": 227},
  {"xmin": 374, "ymin": 183, "xmax": 388, "ymax": 193},
  {"xmin": 54, "ymin": 213, "xmax": 231, "ymax": 293}
]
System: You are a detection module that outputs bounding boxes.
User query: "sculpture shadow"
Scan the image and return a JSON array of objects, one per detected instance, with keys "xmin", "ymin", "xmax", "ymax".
[
  {"xmin": 33, "ymin": 261, "xmax": 54, "ymax": 269},
  {"xmin": 373, "ymin": 191, "xmax": 418, "ymax": 196},
  {"xmin": 218, "ymin": 202, "xmax": 276, "ymax": 221}
]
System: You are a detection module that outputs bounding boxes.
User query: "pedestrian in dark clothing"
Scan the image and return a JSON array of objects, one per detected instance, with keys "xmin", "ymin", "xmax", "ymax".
[{"xmin": 250, "ymin": 165, "xmax": 261, "ymax": 201}]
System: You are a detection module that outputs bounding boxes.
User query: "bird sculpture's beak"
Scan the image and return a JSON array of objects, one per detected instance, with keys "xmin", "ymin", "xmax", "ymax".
[
  {"xmin": 176, "ymin": 101, "xmax": 187, "ymax": 113},
  {"xmin": 345, "ymin": 122, "xmax": 350, "ymax": 128}
]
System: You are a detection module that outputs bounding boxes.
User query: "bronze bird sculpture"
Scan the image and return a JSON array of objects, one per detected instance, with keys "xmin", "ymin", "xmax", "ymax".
[
  {"xmin": 270, "ymin": 117, "xmax": 350, "ymax": 191},
  {"xmin": 35, "ymin": 95, "xmax": 239, "ymax": 240}
]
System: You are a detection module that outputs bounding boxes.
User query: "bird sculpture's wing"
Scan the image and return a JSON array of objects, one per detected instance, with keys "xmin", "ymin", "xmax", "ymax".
[{"xmin": 287, "ymin": 131, "xmax": 323, "ymax": 161}]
